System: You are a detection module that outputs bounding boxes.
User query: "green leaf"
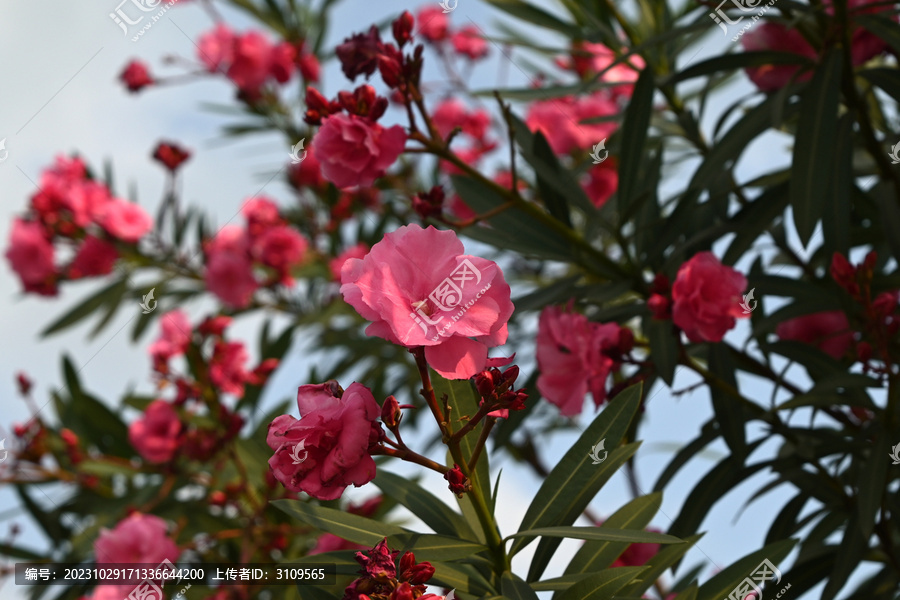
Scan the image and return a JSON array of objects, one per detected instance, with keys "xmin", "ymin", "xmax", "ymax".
[
  {"xmin": 531, "ymin": 574, "xmax": 593, "ymax": 592},
  {"xmin": 707, "ymin": 343, "xmax": 747, "ymax": 463},
  {"xmin": 696, "ymin": 538, "xmax": 796, "ymax": 600},
  {"xmin": 646, "ymin": 319, "xmax": 678, "ymax": 385},
  {"xmin": 856, "ymin": 430, "xmax": 891, "ymax": 539},
  {"xmin": 617, "ymin": 68, "xmax": 655, "ymax": 215},
  {"xmin": 513, "ymin": 276, "xmax": 582, "ymax": 313},
  {"xmin": 555, "ymin": 567, "xmax": 647, "ymax": 600},
  {"xmin": 673, "ymin": 584, "xmax": 699, "ymax": 600},
  {"xmin": 372, "ymin": 471, "xmax": 478, "ymax": 541},
  {"xmin": 501, "ymin": 572, "xmax": 540, "ymax": 600},
  {"xmin": 430, "ymin": 561, "xmax": 494, "ymax": 596},
  {"xmin": 855, "ymin": 15, "xmax": 900, "ymax": 55},
  {"xmin": 859, "ymin": 67, "xmax": 900, "ymax": 102},
  {"xmin": 511, "ymin": 384, "xmax": 643, "ymax": 572},
  {"xmin": 565, "ymin": 493, "xmax": 662, "ymax": 575},
  {"xmin": 790, "ymin": 49, "xmax": 842, "ymax": 246},
  {"xmin": 666, "ymin": 52, "xmax": 814, "ymax": 85},
  {"xmin": 722, "ymin": 183, "xmax": 791, "ymax": 265},
  {"xmin": 653, "ymin": 419, "xmax": 719, "ymax": 492},
  {"xmin": 483, "ymin": 0, "xmax": 582, "ymax": 37},
  {"xmin": 450, "ymin": 175, "xmax": 575, "ymax": 262},
  {"xmin": 391, "ymin": 533, "xmax": 490, "ymax": 562},
  {"xmin": 41, "ymin": 278, "xmax": 125, "ymax": 337},
  {"xmin": 532, "ymin": 131, "xmax": 573, "ymax": 227},
  {"xmin": 272, "ymin": 500, "xmax": 405, "ymax": 546},
  {"xmin": 507, "ymin": 526, "xmax": 682, "ymax": 545}
]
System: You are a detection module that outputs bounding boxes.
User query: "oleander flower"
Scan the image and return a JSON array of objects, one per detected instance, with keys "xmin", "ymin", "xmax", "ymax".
[
  {"xmin": 128, "ymin": 400, "xmax": 182, "ymax": 464},
  {"xmin": 671, "ymin": 252, "xmax": 749, "ymax": 343},
  {"xmin": 340, "ymin": 224, "xmax": 513, "ymax": 379},
  {"xmin": 775, "ymin": 311, "xmax": 854, "ymax": 360},
  {"xmin": 315, "ymin": 112, "xmax": 406, "ymax": 189},
  {"xmin": 267, "ymin": 381, "xmax": 381, "ymax": 500}
]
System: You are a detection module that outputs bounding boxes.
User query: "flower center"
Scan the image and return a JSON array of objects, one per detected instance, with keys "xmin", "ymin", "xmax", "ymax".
[{"xmin": 412, "ymin": 299, "xmax": 432, "ymax": 316}]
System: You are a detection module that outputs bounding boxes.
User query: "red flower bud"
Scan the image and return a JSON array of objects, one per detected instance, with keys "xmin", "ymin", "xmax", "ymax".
[
  {"xmin": 444, "ymin": 464, "xmax": 469, "ymax": 496},
  {"xmin": 15, "ymin": 372, "xmax": 32, "ymax": 396},
  {"xmin": 856, "ymin": 341, "xmax": 873, "ymax": 363},
  {"xmin": 647, "ymin": 293, "xmax": 671, "ymax": 320},
  {"xmin": 617, "ymin": 328, "xmax": 635, "ymax": 354},
  {"xmin": 390, "ymin": 582, "xmax": 416, "ymax": 600},
  {"xmin": 412, "ymin": 186, "xmax": 446, "ymax": 220},
  {"xmin": 872, "ymin": 291, "xmax": 898, "ymax": 318},
  {"xmin": 198, "ymin": 315, "xmax": 232, "ymax": 337},
  {"xmin": 830, "ymin": 252, "xmax": 856, "ymax": 289},
  {"xmin": 381, "ymin": 395, "xmax": 402, "ymax": 429},
  {"xmin": 378, "ymin": 54, "xmax": 403, "ymax": 89},
  {"xmin": 392, "ymin": 11, "xmax": 414, "ymax": 47},
  {"xmin": 152, "ymin": 142, "xmax": 191, "ymax": 172}
]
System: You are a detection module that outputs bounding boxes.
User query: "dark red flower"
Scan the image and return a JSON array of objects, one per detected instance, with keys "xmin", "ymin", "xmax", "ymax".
[
  {"xmin": 444, "ymin": 464, "xmax": 469, "ymax": 496},
  {"xmin": 152, "ymin": 142, "xmax": 191, "ymax": 172},
  {"xmin": 336, "ymin": 26, "xmax": 384, "ymax": 81},
  {"xmin": 120, "ymin": 60, "xmax": 154, "ymax": 93}
]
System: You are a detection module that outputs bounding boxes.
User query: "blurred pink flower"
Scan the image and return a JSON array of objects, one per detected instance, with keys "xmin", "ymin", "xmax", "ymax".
[
  {"xmin": 558, "ymin": 42, "xmax": 645, "ymax": 98},
  {"xmin": 96, "ymin": 198, "xmax": 153, "ymax": 243},
  {"xmin": 316, "ymin": 113, "xmax": 406, "ymax": 189},
  {"xmin": 671, "ymin": 252, "xmax": 748, "ymax": 343},
  {"xmin": 120, "ymin": 60, "xmax": 154, "ymax": 93},
  {"xmin": 267, "ymin": 381, "xmax": 380, "ymax": 500},
  {"xmin": 204, "ymin": 226, "xmax": 258, "ymax": 308},
  {"xmin": 526, "ymin": 93, "xmax": 619, "ymax": 155},
  {"xmin": 128, "ymin": 400, "xmax": 182, "ymax": 464},
  {"xmin": 340, "ymin": 224, "xmax": 513, "ymax": 379},
  {"xmin": 251, "ymin": 225, "xmax": 309, "ymax": 284},
  {"xmin": 5, "ymin": 218, "xmax": 56, "ymax": 295},
  {"xmin": 68, "ymin": 236, "xmax": 118, "ymax": 279},
  {"xmin": 94, "ymin": 512, "xmax": 179, "ymax": 565},
  {"xmin": 330, "ymin": 243, "xmax": 369, "ymax": 281},
  {"xmin": 536, "ymin": 305, "xmax": 621, "ymax": 416},
  {"xmin": 582, "ymin": 160, "xmax": 618, "ymax": 208},
  {"xmin": 148, "ymin": 310, "xmax": 192, "ymax": 363},
  {"xmin": 451, "ymin": 26, "xmax": 489, "ymax": 60},
  {"xmin": 776, "ymin": 310, "xmax": 854, "ymax": 360},
  {"xmin": 416, "ymin": 6, "xmax": 450, "ymax": 42},
  {"xmin": 198, "ymin": 23, "xmax": 236, "ymax": 73},
  {"xmin": 210, "ymin": 341, "xmax": 252, "ymax": 397}
]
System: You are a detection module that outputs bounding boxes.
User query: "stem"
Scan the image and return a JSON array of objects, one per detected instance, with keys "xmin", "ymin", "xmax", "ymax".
[
  {"xmin": 467, "ymin": 417, "xmax": 496, "ymax": 474},
  {"xmin": 371, "ymin": 446, "xmax": 451, "ymax": 475}
]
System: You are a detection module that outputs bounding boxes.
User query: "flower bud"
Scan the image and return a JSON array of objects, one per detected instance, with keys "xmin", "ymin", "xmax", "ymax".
[
  {"xmin": 392, "ymin": 11, "xmax": 414, "ymax": 47},
  {"xmin": 647, "ymin": 293, "xmax": 671, "ymax": 320},
  {"xmin": 381, "ymin": 395, "xmax": 402, "ymax": 429},
  {"xmin": 444, "ymin": 464, "xmax": 469, "ymax": 496},
  {"xmin": 16, "ymin": 372, "xmax": 32, "ymax": 396}
]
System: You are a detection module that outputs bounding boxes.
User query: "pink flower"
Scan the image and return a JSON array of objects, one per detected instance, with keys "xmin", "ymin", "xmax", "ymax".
[
  {"xmin": 740, "ymin": 23, "xmax": 817, "ymax": 92},
  {"xmin": 559, "ymin": 42, "xmax": 645, "ymax": 98},
  {"xmin": 198, "ymin": 24, "xmax": 236, "ymax": 73},
  {"xmin": 68, "ymin": 235, "xmax": 118, "ymax": 279},
  {"xmin": 96, "ymin": 199, "xmax": 153, "ymax": 243},
  {"xmin": 148, "ymin": 310, "xmax": 192, "ymax": 363},
  {"xmin": 582, "ymin": 160, "xmax": 618, "ymax": 208},
  {"xmin": 671, "ymin": 252, "xmax": 749, "ymax": 343},
  {"xmin": 775, "ymin": 310, "xmax": 854, "ymax": 360},
  {"xmin": 431, "ymin": 99, "xmax": 469, "ymax": 139},
  {"xmin": 330, "ymin": 243, "xmax": 369, "ymax": 281},
  {"xmin": 267, "ymin": 381, "xmax": 380, "ymax": 500},
  {"xmin": 5, "ymin": 218, "xmax": 56, "ymax": 294},
  {"xmin": 66, "ymin": 181, "xmax": 113, "ymax": 228},
  {"xmin": 536, "ymin": 306, "xmax": 621, "ymax": 416},
  {"xmin": 119, "ymin": 60, "xmax": 154, "ymax": 93},
  {"xmin": 128, "ymin": 400, "xmax": 182, "ymax": 464},
  {"xmin": 204, "ymin": 226, "xmax": 258, "ymax": 308},
  {"xmin": 417, "ymin": 6, "xmax": 449, "ymax": 42},
  {"xmin": 210, "ymin": 341, "xmax": 251, "ymax": 396},
  {"xmin": 340, "ymin": 225, "xmax": 513, "ymax": 379},
  {"xmin": 316, "ymin": 113, "xmax": 406, "ymax": 189},
  {"xmin": 228, "ymin": 31, "xmax": 275, "ymax": 92},
  {"xmin": 269, "ymin": 41, "xmax": 297, "ymax": 84},
  {"xmin": 242, "ymin": 197, "xmax": 282, "ymax": 238},
  {"xmin": 526, "ymin": 94, "xmax": 619, "ymax": 155},
  {"xmin": 451, "ymin": 26, "xmax": 489, "ymax": 60},
  {"xmin": 94, "ymin": 512, "xmax": 179, "ymax": 565},
  {"xmin": 251, "ymin": 225, "xmax": 309, "ymax": 283}
]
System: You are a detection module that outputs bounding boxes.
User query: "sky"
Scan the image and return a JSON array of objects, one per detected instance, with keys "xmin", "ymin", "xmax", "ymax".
[{"xmin": 0, "ymin": 1, "xmax": 862, "ymax": 599}]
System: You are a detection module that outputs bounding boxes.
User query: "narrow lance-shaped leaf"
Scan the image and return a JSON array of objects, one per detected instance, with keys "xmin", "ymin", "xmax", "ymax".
[
  {"xmin": 617, "ymin": 67, "xmax": 655, "ymax": 215},
  {"xmin": 790, "ymin": 49, "xmax": 842, "ymax": 246}
]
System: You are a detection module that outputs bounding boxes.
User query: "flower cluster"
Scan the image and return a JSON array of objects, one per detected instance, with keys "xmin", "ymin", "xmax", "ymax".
[
  {"xmin": 4, "ymin": 156, "xmax": 153, "ymax": 296},
  {"xmin": 197, "ymin": 25, "xmax": 318, "ymax": 97},
  {"xmin": 342, "ymin": 539, "xmax": 440, "ymax": 600},
  {"xmin": 202, "ymin": 197, "xmax": 309, "ymax": 308},
  {"xmin": 474, "ymin": 363, "xmax": 528, "ymax": 419},
  {"xmin": 416, "ymin": 6, "xmax": 489, "ymax": 61}
]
